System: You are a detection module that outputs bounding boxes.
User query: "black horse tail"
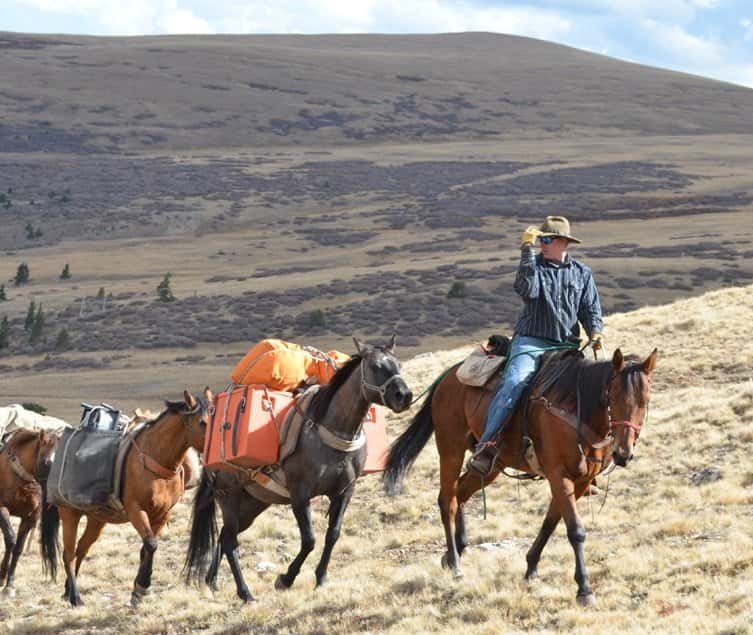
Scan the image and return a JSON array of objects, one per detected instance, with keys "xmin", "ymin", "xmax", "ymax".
[
  {"xmin": 383, "ymin": 369, "xmax": 448, "ymax": 496},
  {"xmin": 39, "ymin": 480, "xmax": 60, "ymax": 580},
  {"xmin": 183, "ymin": 469, "xmax": 217, "ymax": 585}
]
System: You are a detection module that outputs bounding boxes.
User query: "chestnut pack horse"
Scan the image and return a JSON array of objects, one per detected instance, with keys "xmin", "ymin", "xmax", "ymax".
[
  {"xmin": 40, "ymin": 390, "xmax": 211, "ymax": 607},
  {"xmin": 384, "ymin": 348, "xmax": 657, "ymax": 605},
  {"xmin": 0, "ymin": 429, "xmax": 60, "ymax": 597}
]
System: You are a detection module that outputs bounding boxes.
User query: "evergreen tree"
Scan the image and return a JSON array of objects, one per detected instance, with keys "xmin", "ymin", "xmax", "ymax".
[
  {"xmin": 157, "ymin": 273, "xmax": 175, "ymax": 302},
  {"xmin": 60, "ymin": 264, "xmax": 71, "ymax": 279},
  {"xmin": 30, "ymin": 304, "xmax": 44, "ymax": 343},
  {"xmin": 96, "ymin": 287, "xmax": 105, "ymax": 300},
  {"xmin": 14, "ymin": 262, "xmax": 29, "ymax": 286},
  {"xmin": 0, "ymin": 316, "xmax": 9, "ymax": 349},
  {"xmin": 55, "ymin": 327, "xmax": 71, "ymax": 351},
  {"xmin": 0, "ymin": 284, "xmax": 6, "ymax": 301},
  {"xmin": 24, "ymin": 299, "xmax": 36, "ymax": 331}
]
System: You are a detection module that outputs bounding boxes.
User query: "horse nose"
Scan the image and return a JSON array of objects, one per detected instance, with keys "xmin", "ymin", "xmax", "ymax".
[{"xmin": 612, "ymin": 450, "xmax": 632, "ymax": 467}]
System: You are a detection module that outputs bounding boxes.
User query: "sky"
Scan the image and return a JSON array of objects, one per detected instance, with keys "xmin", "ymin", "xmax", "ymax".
[{"xmin": 2, "ymin": 0, "xmax": 753, "ymax": 88}]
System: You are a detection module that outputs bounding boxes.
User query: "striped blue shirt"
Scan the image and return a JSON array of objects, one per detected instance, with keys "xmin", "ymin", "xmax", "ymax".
[{"xmin": 513, "ymin": 246, "xmax": 603, "ymax": 343}]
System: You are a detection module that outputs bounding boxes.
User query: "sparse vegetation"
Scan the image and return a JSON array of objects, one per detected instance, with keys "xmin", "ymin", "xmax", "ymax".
[
  {"xmin": 0, "ymin": 284, "xmax": 6, "ymax": 301},
  {"xmin": 157, "ymin": 273, "xmax": 175, "ymax": 302},
  {"xmin": 55, "ymin": 326, "xmax": 71, "ymax": 351},
  {"xmin": 0, "ymin": 315, "xmax": 8, "ymax": 349},
  {"xmin": 446, "ymin": 281, "xmax": 467, "ymax": 299},
  {"xmin": 20, "ymin": 401, "xmax": 46, "ymax": 415},
  {"xmin": 14, "ymin": 262, "xmax": 30, "ymax": 286},
  {"xmin": 60, "ymin": 263, "xmax": 71, "ymax": 279},
  {"xmin": 23, "ymin": 299, "xmax": 36, "ymax": 331},
  {"xmin": 25, "ymin": 221, "xmax": 43, "ymax": 239},
  {"xmin": 29, "ymin": 303, "xmax": 45, "ymax": 343}
]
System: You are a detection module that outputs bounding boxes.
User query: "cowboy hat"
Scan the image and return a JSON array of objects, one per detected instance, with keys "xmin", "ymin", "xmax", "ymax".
[{"xmin": 538, "ymin": 216, "xmax": 581, "ymax": 244}]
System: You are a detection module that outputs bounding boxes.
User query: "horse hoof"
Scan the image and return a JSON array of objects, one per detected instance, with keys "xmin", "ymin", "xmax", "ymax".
[
  {"xmin": 239, "ymin": 593, "xmax": 255, "ymax": 603},
  {"xmin": 577, "ymin": 592, "xmax": 597, "ymax": 607},
  {"xmin": 2, "ymin": 587, "xmax": 16, "ymax": 599},
  {"xmin": 274, "ymin": 574, "xmax": 291, "ymax": 591},
  {"xmin": 524, "ymin": 570, "xmax": 538, "ymax": 582},
  {"xmin": 440, "ymin": 553, "xmax": 450, "ymax": 569},
  {"xmin": 452, "ymin": 567, "xmax": 464, "ymax": 579}
]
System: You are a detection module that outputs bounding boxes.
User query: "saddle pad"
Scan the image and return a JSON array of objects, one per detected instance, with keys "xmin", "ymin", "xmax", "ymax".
[
  {"xmin": 47, "ymin": 427, "xmax": 123, "ymax": 513},
  {"xmin": 456, "ymin": 348, "xmax": 506, "ymax": 387}
]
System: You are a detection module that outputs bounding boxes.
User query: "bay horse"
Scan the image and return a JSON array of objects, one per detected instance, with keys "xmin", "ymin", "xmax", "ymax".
[
  {"xmin": 40, "ymin": 389, "xmax": 211, "ymax": 607},
  {"xmin": 384, "ymin": 347, "xmax": 657, "ymax": 605},
  {"xmin": 0, "ymin": 429, "xmax": 60, "ymax": 597},
  {"xmin": 184, "ymin": 336, "xmax": 413, "ymax": 601}
]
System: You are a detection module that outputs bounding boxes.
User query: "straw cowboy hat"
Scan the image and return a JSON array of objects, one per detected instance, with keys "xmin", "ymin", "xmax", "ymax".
[{"xmin": 539, "ymin": 215, "xmax": 581, "ymax": 244}]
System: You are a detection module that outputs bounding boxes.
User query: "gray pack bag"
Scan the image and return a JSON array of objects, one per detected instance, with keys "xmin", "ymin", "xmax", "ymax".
[{"xmin": 47, "ymin": 404, "xmax": 125, "ymax": 512}]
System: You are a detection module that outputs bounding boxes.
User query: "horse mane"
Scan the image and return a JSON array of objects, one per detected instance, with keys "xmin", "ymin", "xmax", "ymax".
[
  {"xmin": 541, "ymin": 352, "xmax": 646, "ymax": 422},
  {"xmin": 7, "ymin": 428, "xmax": 40, "ymax": 449},
  {"xmin": 143, "ymin": 396, "xmax": 209, "ymax": 429},
  {"xmin": 309, "ymin": 354, "xmax": 361, "ymax": 422},
  {"xmin": 540, "ymin": 353, "xmax": 613, "ymax": 424}
]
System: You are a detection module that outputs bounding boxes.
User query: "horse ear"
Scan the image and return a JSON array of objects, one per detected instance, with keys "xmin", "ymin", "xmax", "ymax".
[
  {"xmin": 38, "ymin": 429, "xmax": 47, "ymax": 444},
  {"xmin": 642, "ymin": 348, "xmax": 658, "ymax": 376},
  {"xmin": 386, "ymin": 333, "xmax": 397, "ymax": 353},
  {"xmin": 203, "ymin": 386, "xmax": 214, "ymax": 403},
  {"xmin": 353, "ymin": 336, "xmax": 364, "ymax": 355},
  {"xmin": 612, "ymin": 348, "xmax": 624, "ymax": 372},
  {"xmin": 184, "ymin": 390, "xmax": 197, "ymax": 410}
]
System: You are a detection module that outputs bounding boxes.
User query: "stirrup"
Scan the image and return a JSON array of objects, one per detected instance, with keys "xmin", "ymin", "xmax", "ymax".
[{"xmin": 468, "ymin": 441, "xmax": 499, "ymax": 476}]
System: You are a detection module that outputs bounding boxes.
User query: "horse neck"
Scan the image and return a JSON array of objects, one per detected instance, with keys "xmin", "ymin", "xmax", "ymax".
[
  {"xmin": 136, "ymin": 413, "xmax": 189, "ymax": 472},
  {"xmin": 8, "ymin": 434, "xmax": 40, "ymax": 476},
  {"xmin": 319, "ymin": 364, "xmax": 371, "ymax": 437}
]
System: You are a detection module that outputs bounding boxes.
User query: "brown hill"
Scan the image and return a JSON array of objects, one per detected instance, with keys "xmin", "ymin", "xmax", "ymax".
[{"xmin": 0, "ymin": 31, "xmax": 752, "ymax": 402}]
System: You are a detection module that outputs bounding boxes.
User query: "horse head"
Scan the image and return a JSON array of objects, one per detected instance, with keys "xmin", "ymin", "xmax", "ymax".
[
  {"xmin": 607, "ymin": 348, "xmax": 657, "ymax": 467},
  {"xmin": 165, "ymin": 388, "xmax": 213, "ymax": 451},
  {"xmin": 353, "ymin": 334, "xmax": 413, "ymax": 413}
]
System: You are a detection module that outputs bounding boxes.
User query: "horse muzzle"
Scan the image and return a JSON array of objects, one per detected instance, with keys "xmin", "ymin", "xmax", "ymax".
[
  {"xmin": 388, "ymin": 384, "xmax": 413, "ymax": 413},
  {"xmin": 612, "ymin": 449, "xmax": 633, "ymax": 467}
]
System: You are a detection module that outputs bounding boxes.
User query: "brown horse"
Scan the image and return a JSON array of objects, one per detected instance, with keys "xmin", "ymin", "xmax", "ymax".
[
  {"xmin": 0, "ymin": 429, "xmax": 60, "ymax": 597},
  {"xmin": 384, "ymin": 348, "xmax": 657, "ymax": 605},
  {"xmin": 40, "ymin": 389, "xmax": 211, "ymax": 607}
]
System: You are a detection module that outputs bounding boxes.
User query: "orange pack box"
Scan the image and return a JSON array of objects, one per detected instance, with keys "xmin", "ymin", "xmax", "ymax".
[
  {"xmin": 362, "ymin": 405, "xmax": 388, "ymax": 474},
  {"xmin": 204, "ymin": 385, "xmax": 293, "ymax": 470}
]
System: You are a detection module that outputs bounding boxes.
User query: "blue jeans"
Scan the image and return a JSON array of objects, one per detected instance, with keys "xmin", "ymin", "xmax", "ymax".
[{"xmin": 478, "ymin": 335, "xmax": 551, "ymax": 444}]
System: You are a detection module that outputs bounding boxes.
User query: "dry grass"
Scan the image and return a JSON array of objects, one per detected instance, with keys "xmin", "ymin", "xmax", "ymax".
[{"xmin": 2, "ymin": 284, "xmax": 753, "ymax": 633}]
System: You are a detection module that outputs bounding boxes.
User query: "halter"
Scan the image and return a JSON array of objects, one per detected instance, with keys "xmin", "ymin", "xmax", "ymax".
[{"xmin": 359, "ymin": 357, "xmax": 404, "ymax": 405}]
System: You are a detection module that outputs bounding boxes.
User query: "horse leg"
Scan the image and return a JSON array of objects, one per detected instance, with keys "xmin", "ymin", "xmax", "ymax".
[
  {"xmin": 275, "ymin": 499, "xmax": 315, "ymax": 590},
  {"xmin": 0, "ymin": 507, "xmax": 15, "ymax": 587},
  {"xmin": 223, "ymin": 495, "xmax": 269, "ymax": 602},
  {"xmin": 551, "ymin": 476, "xmax": 595, "ymax": 606},
  {"xmin": 73, "ymin": 517, "xmax": 106, "ymax": 578},
  {"xmin": 436, "ymin": 434, "xmax": 473, "ymax": 577},
  {"xmin": 524, "ymin": 499, "xmax": 561, "ymax": 581},
  {"xmin": 59, "ymin": 507, "xmax": 84, "ymax": 607},
  {"xmin": 314, "ymin": 485, "xmax": 355, "ymax": 587},
  {"xmin": 126, "ymin": 507, "xmax": 160, "ymax": 607},
  {"xmin": 2, "ymin": 513, "xmax": 35, "ymax": 598}
]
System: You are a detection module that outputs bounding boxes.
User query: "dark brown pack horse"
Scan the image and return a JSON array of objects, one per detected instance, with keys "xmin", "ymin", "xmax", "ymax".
[
  {"xmin": 384, "ymin": 348, "xmax": 657, "ymax": 606},
  {"xmin": 0, "ymin": 429, "xmax": 60, "ymax": 597},
  {"xmin": 184, "ymin": 337, "xmax": 413, "ymax": 601},
  {"xmin": 40, "ymin": 390, "xmax": 211, "ymax": 607}
]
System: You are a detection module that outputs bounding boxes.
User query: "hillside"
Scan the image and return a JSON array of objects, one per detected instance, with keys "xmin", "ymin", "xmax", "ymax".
[
  {"xmin": 1, "ymin": 31, "xmax": 753, "ymax": 416},
  {"xmin": 2, "ymin": 284, "xmax": 752, "ymax": 634}
]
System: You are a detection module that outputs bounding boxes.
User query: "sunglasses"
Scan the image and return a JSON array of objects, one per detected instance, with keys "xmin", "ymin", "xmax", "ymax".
[{"xmin": 539, "ymin": 236, "xmax": 555, "ymax": 245}]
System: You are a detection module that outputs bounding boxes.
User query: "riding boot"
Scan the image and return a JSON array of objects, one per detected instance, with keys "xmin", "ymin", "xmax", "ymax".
[{"xmin": 468, "ymin": 441, "xmax": 499, "ymax": 477}]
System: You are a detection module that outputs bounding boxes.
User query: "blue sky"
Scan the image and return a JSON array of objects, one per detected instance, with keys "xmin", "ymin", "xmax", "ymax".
[{"xmin": 3, "ymin": 0, "xmax": 753, "ymax": 87}]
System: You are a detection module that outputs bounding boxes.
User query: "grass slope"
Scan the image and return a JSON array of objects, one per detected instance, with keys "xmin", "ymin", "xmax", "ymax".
[{"xmin": 1, "ymin": 284, "xmax": 752, "ymax": 634}]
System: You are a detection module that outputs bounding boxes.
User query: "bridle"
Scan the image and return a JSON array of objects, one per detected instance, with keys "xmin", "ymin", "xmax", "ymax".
[
  {"xmin": 7, "ymin": 433, "xmax": 52, "ymax": 483},
  {"xmin": 604, "ymin": 369, "xmax": 647, "ymax": 438},
  {"xmin": 359, "ymin": 354, "xmax": 405, "ymax": 405}
]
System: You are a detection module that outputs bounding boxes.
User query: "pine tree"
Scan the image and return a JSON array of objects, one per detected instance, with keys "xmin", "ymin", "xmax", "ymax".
[
  {"xmin": 55, "ymin": 327, "xmax": 71, "ymax": 351},
  {"xmin": 14, "ymin": 262, "xmax": 29, "ymax": 286},
  {"xmin": 0, "ymin": 284, "xmax": 6, "ymax": 301},
  {"xmin": 30, "ymin": 304, "xmax": 44, "ymax": 343},
  {"xmin": 60, "ymin": 264, "xmax": 71, "ymax": 279},
  {"xmin": 0, "ymin": 316, "xmax": 9, "ymax": 349},
  {"xmin": 157, "ymin": 273, "xmax": 175, "ymax": 302},
  {"xmin": 96, "ymin": 287, "xmax": 105, "ymax": 300},
  {"xmin": 24, "ymin": 299, "xmax": 36, "ymax": 331}
]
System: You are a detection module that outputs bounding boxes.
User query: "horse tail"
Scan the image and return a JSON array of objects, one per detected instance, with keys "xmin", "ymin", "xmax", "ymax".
[
  {"xmin": 183, "ymin": 469, "xmax": 217, "ymax": 585},
  {"xmin": 39, "ymin": 481, "xmax": 60, "ymax": 581},
  {"xmin": 383, "ymin": 368, "xmax": 451, "ymax": 496}
]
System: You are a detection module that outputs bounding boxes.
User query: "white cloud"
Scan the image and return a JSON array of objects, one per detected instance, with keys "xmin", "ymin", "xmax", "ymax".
[
  {"xmin": 640, "ymin": 18, "xmax": 724, "ymax": 66},
  {"xmin": 742, "ymin": 18, "xmax": 753, "ymax": 41}
]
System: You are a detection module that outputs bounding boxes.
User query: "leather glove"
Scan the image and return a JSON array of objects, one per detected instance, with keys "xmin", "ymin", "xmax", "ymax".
[
  {"xmin": 589, "ymin": 333, "xmax": 603, "ymax": 351},
  {"xmin": 521, "ymin": 226, "xmax": 541, "ymax": 246}
]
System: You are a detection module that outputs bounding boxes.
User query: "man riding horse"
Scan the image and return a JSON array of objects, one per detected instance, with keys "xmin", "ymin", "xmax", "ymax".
[{"xmin": 469, "ymin": 215, "xmax": 604, "ymax": 475}]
